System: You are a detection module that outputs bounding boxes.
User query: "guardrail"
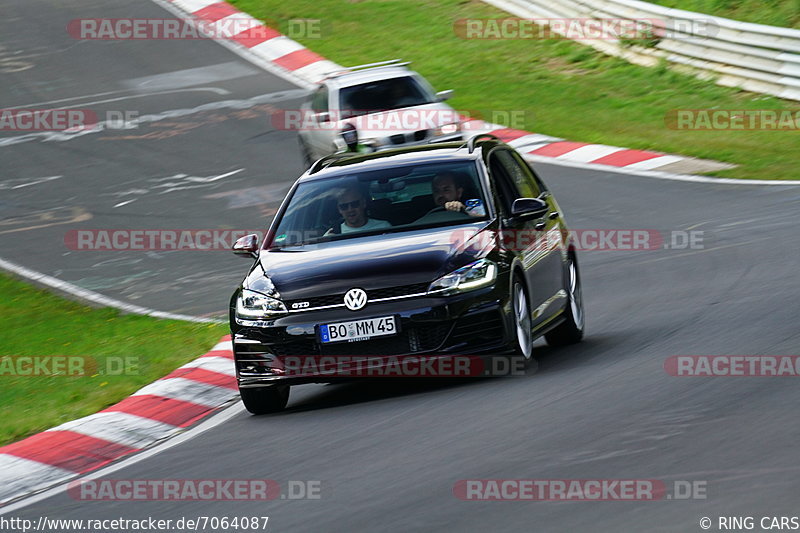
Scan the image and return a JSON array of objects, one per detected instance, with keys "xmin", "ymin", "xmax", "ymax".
[{"xmin": 484, "ymin": 0, "xmax": 800, "ymax": 101}]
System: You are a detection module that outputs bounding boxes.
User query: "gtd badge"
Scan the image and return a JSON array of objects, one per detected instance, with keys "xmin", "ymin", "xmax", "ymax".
[{"xmin": 343, "ymin": 288, "xmax": 367, "ymax": 311}]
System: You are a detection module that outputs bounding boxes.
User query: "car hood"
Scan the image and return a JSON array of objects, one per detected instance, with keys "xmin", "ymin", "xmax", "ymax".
[
  {"xmin": 340, "ymin": 102, "xmax": 461, "ymax": 139},
  {"xmin": 245, "ymin": 222, "xmax": 496, "ymax": 301}
]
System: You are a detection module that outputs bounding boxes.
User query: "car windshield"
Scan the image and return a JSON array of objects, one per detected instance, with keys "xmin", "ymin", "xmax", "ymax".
[
  {"xmin": 270, "ymin": 161, "xmax": 489, "ymax": 248},
  {"xmin": 339, "ymin": 76, "xmax": 435, "ymax": 118}
]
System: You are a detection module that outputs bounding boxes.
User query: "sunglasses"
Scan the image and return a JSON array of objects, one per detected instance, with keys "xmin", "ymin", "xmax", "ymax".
[{"xmin": 338, "ymin": 200, "xmax": 362, "ymax": 210}]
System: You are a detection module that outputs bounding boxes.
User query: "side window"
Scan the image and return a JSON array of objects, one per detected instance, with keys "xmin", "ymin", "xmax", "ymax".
[
  {"xmin": 494, "ymin": 149, "xmax": 541, "ymax": 199},
  {"xmin": 510, "ymin": 151, "xmax": 546, "ymax": 195},
  {"xmin": 311, "ymin": 86, "xmax": 328, "ymax": 113},
  {"xmin": 488, "ymin": 152, "xmax": 520, "ymax": 214}
]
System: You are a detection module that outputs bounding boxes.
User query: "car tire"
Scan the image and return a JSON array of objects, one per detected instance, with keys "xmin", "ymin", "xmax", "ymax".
[
  {"xmin": 545, "ymin": 253, "xmax": 585, "ymax": 346},
  {"xmin": 240, "ymin": 385, "xmax": 290, "ymax": 414},
  {"xmin": 511, "ymin": 276, "xmax": 534, "ymax": 363}
]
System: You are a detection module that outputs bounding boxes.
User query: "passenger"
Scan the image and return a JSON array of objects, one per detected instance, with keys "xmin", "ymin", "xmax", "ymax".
[
  {"xmin": 430, "ymin": 172, "xmax": 486, "ymax": 217},
  {"xmin": 325, "ymin": 186, "xmax": 391, "ymax": 235}
]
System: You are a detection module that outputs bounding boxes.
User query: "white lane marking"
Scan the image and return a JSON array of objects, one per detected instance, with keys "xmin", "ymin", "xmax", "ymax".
[
  {"xmin": 0, "ymin": 89, "xmax": 306, "ymax": 148},
  {"xmin": 172, "ymin": 0, "xmax": 220, "ymax": 12},
  {"xmin": 5, "ymin": 90, "xmax": 127, "ymax": 110},
  {"xmin": 507, "ymin": 133, "xmax": 563, "ymax": 149},
  {"xmin": 0, "ymin": 176, "xmax": 62, "ymax": 190},
  {"xmin": 630, "ymin": 240, "xmax": 761, "ymax": 265},
  {"xmin": 122, "ymin": 61, "xmax": 258, "ymax": 92},
  {"xmin": 46, "ymin": 412, "xmax": 178, "ymax": 449},
  {"xmin": 152, "ymin": 169, "xmax": 245, "ymax": 194},
  {"xmin": 151, "ymin": 0, "xmax": 315, "ymax": 90},
  {"xmin": 0, "ymin": 456, "xmax": 75, "ymax": 505},
  {"xmin": 5, "ymin": 88, "xmax": 228, "ymax": 111},
  {"xmin": 208, "ymin": 13, "xmax": 263, "ymax": 37},
  {"xmin": 556, "ymin": 144, "xmax": 624, "ymax": 163},
  {"xmin": 210, "ymin": 340, "xmax": 233, "ymax": 352},
  {"xmin": 249, "ymin": 36, "xmax": 305, "ymax": 61},
  {"xmin": 0, "ymin": 257, "xmax": 220, "ymax": 323},
  {"xmin": 131, "ymin": 378, "xmax": 238, "ymax": 407},
  {"xmin": 624, "ymin": 155, "xmax": 684, "ymax": 170},
  {"xmin": 0, "ymin": 402, "xmax": 245, "ymax": 513},
  {"xmin": 179, "ymin": 356, "xmax": 235, "ymax": 376},
  {"xmin": 54, "ymin": 87, "xmax": 232, "ymax": 109},
  {"xmin": 292, "ymin": 60, "xmax": 342, "ymax": 84},
  {"xmin": 524, "ymin": 153, "xmax": 800, "ymax": 186}
]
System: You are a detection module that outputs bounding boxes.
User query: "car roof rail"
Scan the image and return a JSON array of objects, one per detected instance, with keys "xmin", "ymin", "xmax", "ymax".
[
  {"xmin": 308, "ymin": 152, "xmax": 351, "ymax": 174},
  {"xmin": 463, "ymin": 133, "xmax": 501, "ymax": 153},
  {"xmin": 322, "ymin": 59, "xmax": 411, "ymax": 79}
]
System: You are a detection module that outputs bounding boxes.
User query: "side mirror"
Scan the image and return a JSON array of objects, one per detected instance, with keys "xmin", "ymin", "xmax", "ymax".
[
  {"xmin": 316, "ymin": 111, "xmax": 330, "ymax": 123},
  {"xmin": 232, "ymin": 234, "xmax": 259, "ymax": 258},
  {"xmin": 436, "ymin": 89, "xmax": 454, "ymax": 101},
  {"xmin": 511, "ymin": 198, "xmax": 548, "ymax": 219}
]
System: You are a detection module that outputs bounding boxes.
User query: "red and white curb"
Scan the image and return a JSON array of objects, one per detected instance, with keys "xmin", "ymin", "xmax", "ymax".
[
  {"xmin": 0, "ymin": 336, "xmax": 237, "ymax": 506},
  {"xmin": 163, "ymin": 0, "xmax": 733, "ymax": 176}
]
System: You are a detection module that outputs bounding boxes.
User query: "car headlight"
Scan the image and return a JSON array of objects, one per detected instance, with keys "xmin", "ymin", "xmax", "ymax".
[
  {"xmin": 428, "ymin": 259, "xmax": 497, "ymax": 295},
  {"xmin": 236, "ymin": 289, "xmax": 288, "ymax": 318},
  {"xmin": 433, "ymin": 122, "xmax": 461, "ymax": 136}
]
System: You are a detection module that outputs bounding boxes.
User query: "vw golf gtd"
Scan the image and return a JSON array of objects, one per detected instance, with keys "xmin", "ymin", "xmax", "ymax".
[{"xmin": 230, "ymin": 134, "xmax": 584, "ymax": 413}]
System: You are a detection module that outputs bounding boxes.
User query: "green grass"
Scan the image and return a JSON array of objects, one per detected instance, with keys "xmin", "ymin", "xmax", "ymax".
[
  {"xmin": 0, "ymin": 274, "xmax": 227, "ymax": 446},
  {"xmin": 231, "ymin": 0, "xmax": 800, "ymax": 180},
  {"xmin": 651, "ymin": 0, "xmax": 800, "ymax": 28}
]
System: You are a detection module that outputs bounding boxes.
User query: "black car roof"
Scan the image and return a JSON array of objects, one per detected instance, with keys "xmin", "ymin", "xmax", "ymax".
[{"xmin": 298, "ymin": 139, "xmax": 504, "ymax": 182}]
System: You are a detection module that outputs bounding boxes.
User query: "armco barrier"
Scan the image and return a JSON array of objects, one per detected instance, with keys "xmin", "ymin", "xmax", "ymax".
[{"xmin": 485, "ymin": 0, "xmax": 800, "ymax": 101}]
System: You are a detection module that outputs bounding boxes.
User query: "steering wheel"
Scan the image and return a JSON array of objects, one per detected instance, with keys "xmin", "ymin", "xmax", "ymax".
[{"xmin": 425, "ymin": 206, "xmax": 447, "ymax": 215}]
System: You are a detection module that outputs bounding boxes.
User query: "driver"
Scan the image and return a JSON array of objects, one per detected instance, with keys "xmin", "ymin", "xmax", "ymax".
[
  {"xmin": 325, "ymin": 186, "xmax": 391, "ymax": 235},
  {"xmin": 431, "ymin": 172, "xmax": 485, "ymax": 217}
]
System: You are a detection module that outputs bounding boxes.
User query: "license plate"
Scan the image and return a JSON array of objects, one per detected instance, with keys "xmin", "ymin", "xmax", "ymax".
[{"xmin": 319, "ymin": 316, "xmax": 397, "ymax": 344}]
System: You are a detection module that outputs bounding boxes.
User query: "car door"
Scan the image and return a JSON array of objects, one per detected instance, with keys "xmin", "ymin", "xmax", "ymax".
[{"xmin": 487, "ymin": 148, "xmax": 564, "ymax": 328}]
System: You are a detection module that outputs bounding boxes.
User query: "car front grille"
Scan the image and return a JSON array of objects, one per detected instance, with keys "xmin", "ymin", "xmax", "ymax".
[
  {"xmin": 320, "ymin": 323, "xmax": 451, "ymax": 356},
  {"xmin": 388, "ymin": 130, "xmax": 430, "ymax": 145},
  {"xmin": 285, "ymin": 282, "xmax": 430, "ymax": 311},
  {"xmin": 239, "ymin": 323, "xmax": 451, "ymax": 360}
]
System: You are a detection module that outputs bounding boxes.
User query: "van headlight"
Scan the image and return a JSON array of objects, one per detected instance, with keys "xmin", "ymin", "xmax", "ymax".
[
  {"xmin": 427, "ymin": 259, "xmax": 497, "ymax": 295},
  {"xmin": 236, "ymin": 289, "xmax": 288, "ymax": 318}
]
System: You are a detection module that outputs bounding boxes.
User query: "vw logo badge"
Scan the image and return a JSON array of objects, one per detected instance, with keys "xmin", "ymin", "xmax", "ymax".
[{"xmin": 343, "ymin": 288, "xmax": 368, "ymax": 311}]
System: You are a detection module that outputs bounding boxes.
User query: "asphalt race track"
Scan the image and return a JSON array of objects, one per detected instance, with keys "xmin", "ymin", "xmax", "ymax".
[{"xmin": 3, "ymin": 0, "xmax": 800, "ymax": 531}]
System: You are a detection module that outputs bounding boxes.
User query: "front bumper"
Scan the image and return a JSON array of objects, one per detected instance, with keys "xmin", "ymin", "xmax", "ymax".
[{"xmin": 232, "ymin": 286, "xmax": 511, "ymax": 387}]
